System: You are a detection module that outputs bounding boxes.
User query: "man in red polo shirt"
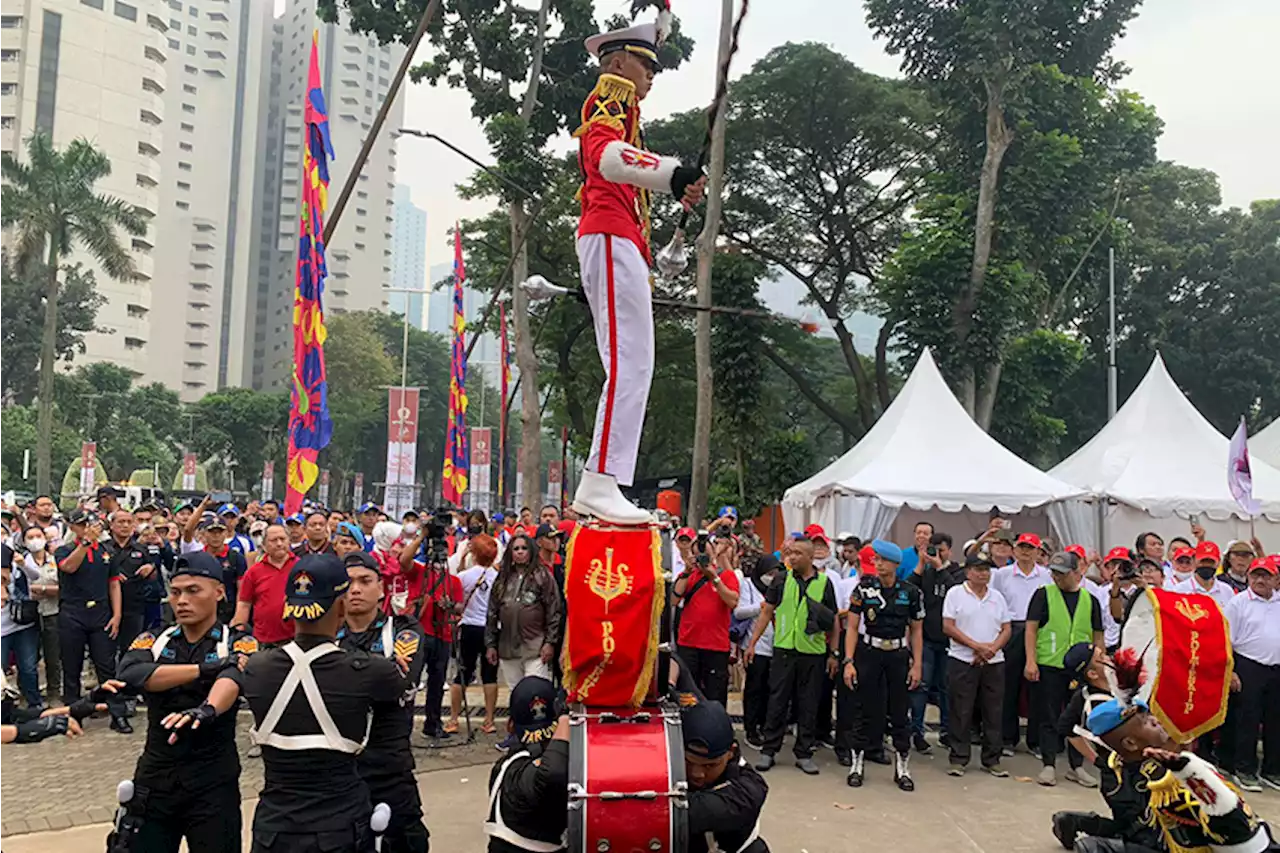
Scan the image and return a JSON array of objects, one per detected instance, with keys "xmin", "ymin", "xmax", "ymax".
[
  {"xmin": 672, "ymin": 531, "xmax": 740, "ymax": 704},
  {"xmin": 415, "ymin": 553, "xmax": 463, "ymax": 743},
  {"xmin": 232, "ymin": 523, "xmax": 297, "ymax": 647}
]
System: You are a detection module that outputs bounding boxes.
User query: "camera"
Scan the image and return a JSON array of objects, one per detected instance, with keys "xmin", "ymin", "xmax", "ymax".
[
  {"xmin": 1118, "ymin": 562, "xmax": 1138, "ymax": 580},
  {"xmin": 694, "ymin": 529, "xmax": 711, "ymax": 567},
  {"xmin": 926, "ymin": 546, "xmax": 938, "ymax": 557},
  {"xmin": 423, "ymin": 507, "xmax": 453, "ymax": 563}
]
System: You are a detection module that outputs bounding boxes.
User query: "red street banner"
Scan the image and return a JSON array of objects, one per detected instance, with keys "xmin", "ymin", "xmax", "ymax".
[
  {"xmin": 385, "ymin": 388, "xmax": 420, "ymax": 518},
  {"xmin": 79, "ymin": 443, "xmax": 97, "ymax": 494},
  {"xmin": 261, "ymin": 460, "xmax": 275, "ymax": 500},
  {"xmin": 548, "ymin": 460, "xmax": 562, "ymax": 503},
  {"xmin": 182, "ymin": 453, "xmax": 197, "ymax": 491},
  {"xmin": 470, "ymin": 427, "xmax": 492, "ymax": 509},
  {"xmin": 353, "ymin": 472, "xmax": 364, "ymax": 508},
  {"xmin": 1146, "ymin": 588, "xmax": 1233, "ymax": 741},
  {"xmin": 318, "ymin": 469, "xmax": 330, "ymax": 505}
]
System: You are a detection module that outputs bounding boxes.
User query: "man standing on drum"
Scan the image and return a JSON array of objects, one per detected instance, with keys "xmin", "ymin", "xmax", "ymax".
[{"xmin": 570, "ymin": 11, "xmax": 707, "ymax": 524}]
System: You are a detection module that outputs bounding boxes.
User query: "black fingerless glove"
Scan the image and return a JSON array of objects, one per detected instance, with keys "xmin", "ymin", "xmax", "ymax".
[
  {"xmin": 68, "ymin": 697, "xmax": 98, "ymax": 722},
  {"xmin": 178, "ymin": 702, "xmax": 218, "ymax": 728},
  {"xmin": 14, "ymin": 715, "xmax": 68, "ymax": 744},
  {"xmin": 670, "ymin": 165, "xmax": 704, "ymax": 199}
]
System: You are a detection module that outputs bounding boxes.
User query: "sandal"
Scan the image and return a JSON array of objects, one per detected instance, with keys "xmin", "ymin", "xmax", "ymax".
[
  {"xmin": 443, "ymin": 720, "xmax": 459, "ymax": 734},
  {"xmin": 481, "ymin": 722, "xmax": 497, "ymax": 735}
]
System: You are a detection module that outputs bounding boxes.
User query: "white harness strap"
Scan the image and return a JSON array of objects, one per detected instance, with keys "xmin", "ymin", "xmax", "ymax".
[
  {"xmin": 705, "ymin": 760, "xmax": 761, "ymax": 853},
  {"xmin": 250, "ymin": 641, "xmax": 370, "ymax": 754},
  {"xmin": 484, "ymin": 750, "xmax": 567, "ymax": 853},
  {"xmin": 152, "ymin": 625, "xmax": 229, "ymax": 661},
  {"xmin": 380, "ymin": 618, "xmax": 395, "ymax": 659}
]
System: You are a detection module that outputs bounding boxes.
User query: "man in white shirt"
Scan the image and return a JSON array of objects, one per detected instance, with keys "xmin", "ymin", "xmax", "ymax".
[
  {"xmin": 990, "ymin": 533, "xmax": 1051, "ymax": 755},
  {"xmin": 1165, "ymin": 543, "xmax": 1201, "ymax": 588},
  {"xmin": 1169, "ymin": 550, "xmax": 1236, "ymax": 612},
  {"xmin": 734, "ymin": 556, "xmax": 776, "ymax": 749},
  {"xmin": 942, "ymin": 554, "xmax": 1011, "ymax": 777},
  {"xmin": 1223, "ymin": 557, "xmax": 1280, "ymax": 792}
]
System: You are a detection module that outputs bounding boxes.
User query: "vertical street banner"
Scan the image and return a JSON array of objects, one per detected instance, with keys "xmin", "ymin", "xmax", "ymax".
[
  {"xmin": 385, "ymin": 388, "xmax": 420, "ymax": 518},
  {"xmin": 548, "ymin": 460, "xmax": 562, "ymax": 504},
  {"xmin": 470, "ymin": 427, "xmax": 492, "ymax": 511},
  {"xmin": 498, "ymin": 301, "xmax": 511, "ymax": 506},
  {"xmin": 353, "ymin": 472, "xmax": 365, "ymax": 508},
  {"xmin": 261, "ymin": 460, "xmax": 275, "ymax": 500},
  {"xmin": 318, "ymin": 469, "xmax": 330, "ymax": 506},
  {"xmin": 182, "ymin": 453, "xmax": 198, "ymax": 491},
  {"xmin": 441, "ymin": 226, "xmax": 469, "ymax": 505},
  {"xmin": 79, "ymin": 443, "xmax": 97, "ymax": 495},
  {"xmin": 515, "ymin": 445, "xmax": 524, "ymax": 510}
]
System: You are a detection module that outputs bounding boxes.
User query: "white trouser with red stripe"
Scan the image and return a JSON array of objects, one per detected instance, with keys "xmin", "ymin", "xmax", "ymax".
[{"xmin": 577, "ymin": 232, "xmax": 653, "ymax": 488}]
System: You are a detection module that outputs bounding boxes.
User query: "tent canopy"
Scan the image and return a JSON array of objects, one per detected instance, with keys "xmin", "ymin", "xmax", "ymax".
[
  {"xmin": 1251, "ymin": 418, "xmax": 1280, "ymax": 471},
  {"xmin": 1050, "ymin": 354, "xmax": 1280, "ymax": 522},
  {"xmin": 783, "ymin": 349, "xmax": 1085, "ymax": 514}
]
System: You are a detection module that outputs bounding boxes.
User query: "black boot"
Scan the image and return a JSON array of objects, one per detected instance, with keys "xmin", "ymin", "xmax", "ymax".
[
  {"xmin": 109, "ymin": 714, "xmax": 133, "ymax": 734},
  {"xmin": 847, "ymin": 751, "xmax": 864, "ymax": 787},
  {"xmin": 894, "ymin": 752, "xmax": 914, "ymax": 792}
]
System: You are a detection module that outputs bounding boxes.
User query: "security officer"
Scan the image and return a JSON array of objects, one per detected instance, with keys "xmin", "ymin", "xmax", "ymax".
[
  {"xmin": 116, "ymin": 551, "xmax": 258, "ymax": 852},
  {"xmin": 199, "ymin": 515, "xmax": 249, "ymax": 624},
  {"xmin": 241, "ymin": 553, "xmax": 407, "ymax": 853},
  {"xmin": 484, "ymin": 676, "xmax": 569, "ymax": 853},
  {"xmin": 102, "ymin": 509, "xmax": 155, "ymax": 659},
  {"xmin": 843, "ymin": 539, "xmax": 924, "ymax": 791},
  {"xmin": 54, "ymin": 508, "xmax": 128, "ymax": 730},
  {"xmin": 337, "ymin": 551, "xmax": 430, "ymax": 853},
  {"xmin": 670, "ymin": 655, "xmax": 771, "ymax": 853}
]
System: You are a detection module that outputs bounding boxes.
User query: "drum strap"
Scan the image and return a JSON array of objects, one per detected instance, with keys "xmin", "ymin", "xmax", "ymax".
[
  {"xmin": 706, "ymin": 760, "xmax": 761, "ymax": 853},
  {"xmin": 250, "ymin": 641, "xmax": 371, "ymax": 754},
  {"xmin": 485, "ymin": 750, "xmax": 568, "ymax": 853}
]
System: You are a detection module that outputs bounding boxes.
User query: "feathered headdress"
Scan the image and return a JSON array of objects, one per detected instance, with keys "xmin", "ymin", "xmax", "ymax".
[{"xmin": 629, "ymin": 0, "xmax": 672, "ymax": 45}]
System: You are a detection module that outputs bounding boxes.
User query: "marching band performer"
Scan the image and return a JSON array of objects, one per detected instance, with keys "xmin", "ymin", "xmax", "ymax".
[{"xmin": 570, "ymin": 7, "xmax": 707, "ymax": 523}]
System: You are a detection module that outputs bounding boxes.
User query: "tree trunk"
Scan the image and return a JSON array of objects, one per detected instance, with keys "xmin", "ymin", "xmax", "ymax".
[
  {"xmin": 951, "ymin": 77, "xmax": 1014, "ymax": 417},
  {"xmin": 735, "ymin": 443, "xmax": 745, "ymax": 506},
  {"xmin": 760, "ymin": 340, "xmax": 863, "ymax": 438},
  {"xmin": 36, "ymin": 241, "xmax": 60, "ymax": 495},
  {"xmin": 974, "ymin": 357, "xmax": 1004, "ymax": 431},
  {"xmin": 687, "ymin": 0, "xmax": 734, "ymax": 528},
  {"xmin": 874, "ymin": 317, "xmax": 893, "ymax": 411}
]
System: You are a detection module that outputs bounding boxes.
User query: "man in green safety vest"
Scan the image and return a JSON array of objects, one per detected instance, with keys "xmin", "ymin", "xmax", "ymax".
[{"xmin": 1023, "ymin": 550, "xmax": 1104, "ymax": 789}]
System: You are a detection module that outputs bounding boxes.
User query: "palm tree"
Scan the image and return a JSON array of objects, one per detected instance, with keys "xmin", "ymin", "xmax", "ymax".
[{"xmin": 2, "ymin": 132, "xmax": 148, "ymax": 494}]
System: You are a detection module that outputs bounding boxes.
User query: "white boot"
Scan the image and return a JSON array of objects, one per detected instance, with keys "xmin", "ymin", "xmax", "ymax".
[{"xmin": 571, "ymin": 471, "xmax": 653, "ymax": 525}]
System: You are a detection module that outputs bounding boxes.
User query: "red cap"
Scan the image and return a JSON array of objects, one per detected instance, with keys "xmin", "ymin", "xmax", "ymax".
[
  {"xmin": 1249, "ymin": 557, "xmax": 1278, "ymax": 575},
  {"xmin": 1065, "ymin": 544, "xmax": 1087, "ymax": 562},
  {"xmin": 804, "ymin": 523, "xmax": 828, "ymax": 542},
  {"xmin": 557, "ymin": 520, "xmax": 577, "ymax": 536},
  {"xmin": 1103, "ymin": 546, "xmax": 1132, "ymax": 565},
  {"xmin": 858, "ymin": 544, "xmax": 876, "ymax": 576},
  {"xmin": 675, "ymin": 527, "xmax": 695, "ymax": 540},
  {"xmin": 1195, "ymin": 541, "xmax": 1221, "ymax": 563},
  {"xmin": 1171, "ymin": 546, "xmax": 1196, "ymax": 561},
  {"xmin": 1016, "ymin": 533, "xmax": 1043, "ymax": 549}
]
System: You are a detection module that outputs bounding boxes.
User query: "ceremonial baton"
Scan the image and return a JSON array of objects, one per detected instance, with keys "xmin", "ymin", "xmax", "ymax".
[
  {"xmin": 654, "ymin": 0, "xmax": 750, "ymax": 280},
  {"xmin": 520, "ymin": 275, "xmax": 804, "ymax": 326},
  {"xmin": 372, "ymin": 802, "xmax": 392, "ymax": 852}
]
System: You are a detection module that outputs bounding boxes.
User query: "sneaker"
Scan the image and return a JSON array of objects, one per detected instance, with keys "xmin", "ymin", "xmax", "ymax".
[
  {"xmin": 1051, "ymin": 812, "xmax": 1077, "ymax": 850},
  {"xmin": 495, "ymin": 733, "xmax": 517, "ymax": 753},
  {"xmin": 744, "ymin": 732, "xmax": 763, "ymax": 751},
  {"xmin": 1065, "ymin": 766, "xmax": 1098, "ymax": 789},
  {"xmin": 1001, "ymin": 746, "xmax": 1015, "ymax": 758},
  {"xmin": 796, "ymin": 757, "xmax": 820, "ymax": 775},
  {"xmin": 1262, "ymin": 773, "xmax": 1280, "ymax": 791},
  {"xmin": 847, "ymin": 752, "xmax": 865, "ymax": 788},
  {"xmin": 819, "ymin": 735, "xmax": 836, "ymax": 750},
  {"xmin": 939, "ymin": 732, "xmax": 952, "ymax": 749},
  {"xmin": 947, "ymin": 765, "xmax": 965, "ymax": 777},
  {"xmin": 1037, "ymin": 765, "xmax": 1057, "ymax": 787},
  {"xmin": 913, "ymin": 734, "xmax": 933, "ymax": 756},
  {"xmin": 246, "ymin": 744, "xmax": 262, "ymax": 759},
  {"xmin": 894, "ymin": 752, "xmax": 914, "ymax": 792},
  {"xmin": 983, "ymin": 764, "xmax": 1009, "ymax": 778},
  {"xmin": 109, "ymin": 715, "xmax": 133, "ymax": 735},
  {"xmin": 755, "ymin": 753, "xmax": 776, "ymax": 772},
  {"xmin": 837, "ymin": 751, "xmax": 852, "ymax": 767},
  {"xmin": 1236, "ymin": 773, "xmax": 1264, "ymax": 793}
]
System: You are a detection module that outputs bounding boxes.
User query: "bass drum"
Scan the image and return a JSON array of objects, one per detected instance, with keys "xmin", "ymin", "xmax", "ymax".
[{"xmin": 568, "ymin": 706, "xmax": 688, "ymax": 853}]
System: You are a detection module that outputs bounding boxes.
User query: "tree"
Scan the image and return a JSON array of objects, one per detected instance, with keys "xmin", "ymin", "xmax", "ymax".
[
  {"xmin": 864, "ymin": 0, "xmax": 1142, "ymax": 423},
  {"xmin": 1, "ymin": 132, "xmax": 148, "ymax": 493},
  {"xmin": 189, "ymin": 387, "xmax": 290, "ymax": 493},
  {"xmin": 710, "ymin": 252, "xmax": 768, "ymax": 505}
]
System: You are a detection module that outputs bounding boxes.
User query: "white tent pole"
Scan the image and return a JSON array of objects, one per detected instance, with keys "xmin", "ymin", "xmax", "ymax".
[{"xmin": 1108, "ymin": 247, "xmax": 1118, "ymax": 422}]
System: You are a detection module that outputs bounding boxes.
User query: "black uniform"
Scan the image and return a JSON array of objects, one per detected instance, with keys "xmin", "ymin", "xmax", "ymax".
[
  {"xmin": 337, "ymin": 614, "xmax": 430, "ymax": 853},
  {"xmin": 103, "ymin": 534, "xmax": 154, "ymax": 658},
  {"xmin": 117, "ymin": 624, "xmax": 259, "ymax": 853},
  {"xmin": 242, "ymin": 634, "xmax": 407, "ymax": 853},
  {"xmin": 849, "ymin": 576, "xmax": 923, "ymax": 758},
  {"xmin": 54, "ymin": 540, "xmax": 120, "ymax": 701},
  {"xmin": 688, "ymin": 758, "xmax": 771, "ymax": 853},
  {"xmin": 485, "ymin": 739, "xmax": 570, "ymax": 853},
  {"xmin": 203, "ymin": 546, "xmax": 248, "ymax": 624}
]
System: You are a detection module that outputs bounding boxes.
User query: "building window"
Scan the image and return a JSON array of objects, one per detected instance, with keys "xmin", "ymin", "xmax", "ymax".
[
  {"xmin": 170, "ymin": 17, "xmax": 180, "ymax": 27},
  {"xmin": 178, "ymin": 161, "xmax": 191, "ymax": 171},
  {"xmin": 114, "ymin": 2, "xmax": 137, "ymax": 22},
  {"xmin": 0, "ymin": 51, "xmax": 18, "ymax": 62},
  {"xmin": 187, "ymin": 25, "xmax": 196, "ymax": 35},
  {"xmin": 180, "ymin": 121, "xmax": 193, "ymax": 131},
  {"xmin": 81, "ymin": 0, "xmax": 105, "ymax": 8},
  {"xmin": 178, "ymin": 141, "xmax": 192, "ymax": 151},
  {"xmin": 167, "ymin": 38, "xmax": 179, "ymax": 49},
  {"xmin": 124, "ymin": 337, "xmax": 145, "ymax": 350},
  {"xmin": 0, "ymin": 83, "xmax": 16, "ymax": 95},
  {"xmin": 126, "ymin": 304, "xmax": 147, "ymax": 318},
  {"xmin": 189, "ymin": 5, "xmax": 197, "ymax": 15},
  {"xmin": 182, "ymin": 102, "xmax": 194, "ymax": 113},
  {"xmin": 35, "ymin": 11, "xmax": 61, "ymax": 135},
  {"xmin": 183, "ymin": 83, "xmax": 196, "ymax": 94},
  {"xmin": 177, "ymin": 180, "xmax": 190, "ymax": 190},
  {"xmin": 176, "ymin": 200, "xmax": 189, "ymax": 210},
  {"xmin": 1, "ymin": 16, "xmax": 22, "ymax": 28},
  {"xmin": 186, "ymin": 44, "xmax": 195, "ymax": 55},
  {"xmin": 0, "ymin": 117, "xmax": 14, "ymax": 129}
]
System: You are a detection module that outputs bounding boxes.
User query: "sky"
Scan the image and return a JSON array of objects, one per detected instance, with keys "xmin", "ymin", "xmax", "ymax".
[{"xmin": 387, "ymin": 0, "xmax": 1280, "ymax": 277}]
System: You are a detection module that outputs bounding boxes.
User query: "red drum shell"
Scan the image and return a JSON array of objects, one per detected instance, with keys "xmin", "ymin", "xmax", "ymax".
[{"xmin": 568, "ymin": 707, "xmax": 688, "ymax": 853}]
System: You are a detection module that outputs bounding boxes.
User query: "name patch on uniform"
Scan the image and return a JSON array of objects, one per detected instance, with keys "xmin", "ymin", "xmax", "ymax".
[
  {"xmin": 233, "ymin": 637, "xmax": 259, "ymax": 655},
  {"xmin": 129, "ymin": 632, "xmax": 156, "ymax": 651},
  {"xmin": 394, "ymin": 630, "xmax": 420, "ymax": 659}
]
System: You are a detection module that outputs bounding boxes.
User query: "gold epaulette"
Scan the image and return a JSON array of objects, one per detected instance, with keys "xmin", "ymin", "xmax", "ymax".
[{"xmin": 572, "ymin": 74, "xmax": 635, "ymax": 139}]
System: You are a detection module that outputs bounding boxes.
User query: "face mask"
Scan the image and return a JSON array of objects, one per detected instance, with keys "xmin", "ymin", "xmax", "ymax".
[
  {"xmin": 26, "ymin": 538, "xmax": 46, "ymax": 553},
  {"xmin": 252, "ymin": 534, "xmax": 264, "ymax": 548},
  {"xmin": 402, "ymin": 522, "xmax": 419, "ymax": 536},
  {"xmin": 468, "ymin": 524, "xmax": 482, "ymax": 536},
  {"xmin": 1196, "ymin": 565, "xmax": 1217, "ymax": 580}
]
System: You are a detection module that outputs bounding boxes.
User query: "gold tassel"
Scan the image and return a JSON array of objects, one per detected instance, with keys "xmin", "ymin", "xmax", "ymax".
[{"xmin": 628, "ymin": 528, "xmax": 666, "ymax": 708}]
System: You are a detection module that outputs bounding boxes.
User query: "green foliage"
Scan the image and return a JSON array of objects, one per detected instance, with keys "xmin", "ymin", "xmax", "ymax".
[
  {"xmin": 706, "ymin": 429, "xmax": 816, "ymax": 519},
  {"xmin": 189, "ymin": 387, "xmax": 290, "ymax": 491},
  {"xmin": 988, "ymin": 330, "xmax": 1085, "ymax": 465},
  {"xmin": 170, "ymin": 463, "xmax": 209, "ymax": 494},
  {"xmin": 59, "ymin": 457, "xmax": 106, "ymax": 505},
  {"xmin": 0, "ymin": 405, "xmax": 82, "ymax": 492}
]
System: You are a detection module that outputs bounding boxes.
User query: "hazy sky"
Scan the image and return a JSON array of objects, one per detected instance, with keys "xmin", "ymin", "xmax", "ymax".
[{"xmin": 386, "ymin": 0, "xmax": 1280, "ymax": 275}]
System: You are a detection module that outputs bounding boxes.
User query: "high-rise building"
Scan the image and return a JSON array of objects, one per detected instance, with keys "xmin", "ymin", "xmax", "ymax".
[
  {"xmin": 1, "ymin": 0, "xmax": 167, "ymax": 377},
  {"xmin": 388, "ymin": 183, "xmax": 426, "ymax": 329},
  {"xmin": 240, "ymin": 0, "xmax": 404, "ymax": 393}
]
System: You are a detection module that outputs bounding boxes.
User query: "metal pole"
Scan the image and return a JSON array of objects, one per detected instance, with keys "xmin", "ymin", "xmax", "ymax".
[{"xmin": 1108, "ymin": 246, "xmax": 1118, "ymax": 421}]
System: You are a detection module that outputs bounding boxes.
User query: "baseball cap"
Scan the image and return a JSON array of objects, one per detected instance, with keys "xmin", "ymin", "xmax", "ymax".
[
  {"xmin": 401, "ymin": 508, "xmax": 420, "ymax": 520},
  {"xmin": 1063, "ymin": 642, "xmax": 1095, "ymax": 683},
  {"xmin": 992, "ymin": 528, "xmax": 1017, "ymax": 544},
  {"xmin": 837, "ymin": 531, "xmax": 857, "ymax": 544},
  {"xmin": 1226, "ymin": 540, "xmax": 1255, "ymax": 555},
  {"xmin": 1065, "ymin": 544, "xmax": 1087, "ymax": 562},
  {"xmin": 535, "ymin": 522, "xmax": 561, "ymax": 540},
  {"xmin": 343, "ymin": 551, "xmax": 379, "ymax": 573},
  {"xmin": 217, "ymin": 503, "xmax": 239, "ymax": 517},
  {"xmin": 1171, "ymin": 545, "xmax": 1196, "ymax": 561},
  {"xmin": 508, "ymin": 676, "xmax": 559, "ymax": 745},
  {"xmin": 1249, "ymin": 557, "xmax": 1278, "ymax": 575},
  {"xmin": 670, "ymin": 652, "xmax": 734, "ymax": 759},
  {"xmin": 174, "ymin": 501, "xmax": 197, "ymax": 514},
  {"xmin": 1047, "ymin": 551, "xmax": 1080, "ymax": 574},
  {"xmin": 675, "ymin": 527, "xmax": 695, "ymax": 541},
  {"xmin": 335, "ymin": 521, "xmax": 363, "ymax": 542},
  {"xmin": 66, "ymin": 507, "xmax": 91, "ymax": 526},
  {"xmin": 964, "ymin": 552, "xmax": 994, "ymax": 570},
  {"xmin": 96, "ymin": 485, "xmax": 124, "ymax": 498},
  {"xmin": 198, "ymin": 513, "xmax": 227, "ymax": 531},
  {"xmin": 1103, "ymin": 546, "xmax": 1132, "ymax": 565},
  {"xmin": 717, "ymin": 506, "xmax": 738, "ymax": 519},
  {"xmin": 1195, "ymin": 542, "xmax": 1221, "ymax": 563},
  {"xmin": 1016, "ymin": 533, "xmax": 1043, "ymax": 550},
  {"xmin": 492, "ymin": 512, "xmax": 505, "ymax": 524},
  {"xmin": 871, "ymin": 539, "xmax": 902, "ymax": 564},
  {"xmin": 357, "ymin": 502, "xmax": 380, "ymax": 514},
  {"xmin": 1087, "ymin": 698, "xmax": 1147, "ymax": 738},
  {"xmin": 803, "ymin": 523, "xmax": 827, "ymax": 542},
  {"xmin": 858, "ymin": 544, "xmax": 877, "ymax": 575},
  {"xmin": 170, "ymin": 552, "xmax": 225, "ymax": 584},
  {"xmin": 285, "ymin": 513, "xmax": 305, "ymax": 526},
  {"xmin": 283, "ymin": 554, "xmax": 350, "ymax": 621}
]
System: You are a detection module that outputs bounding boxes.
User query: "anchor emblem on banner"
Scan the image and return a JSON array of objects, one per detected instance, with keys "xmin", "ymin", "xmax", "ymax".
[{"xmin": 587, "ymin": 547, "xmax": 633, "ymax": 613}]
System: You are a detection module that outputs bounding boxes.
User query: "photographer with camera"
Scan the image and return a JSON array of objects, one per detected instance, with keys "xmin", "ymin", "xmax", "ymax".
[
  {"xmin": 672, "ymin": 527, "xmax": 740, "ymax": 705},
  {"xmin": 407, "ymin": 510, "xmax": 464, "ymax": 744}
]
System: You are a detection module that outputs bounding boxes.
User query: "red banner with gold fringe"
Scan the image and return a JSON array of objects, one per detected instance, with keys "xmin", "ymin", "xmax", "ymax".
[
  {"xmin": 1148, "ymin": 588, "xmax": 1233, "ymax": 742},
  {"xmin": 561, "ymin": 524, "xmax": 663, "ymax": 708}
]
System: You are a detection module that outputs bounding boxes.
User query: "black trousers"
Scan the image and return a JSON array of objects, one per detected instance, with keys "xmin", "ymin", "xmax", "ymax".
[
  {"xmin": 816, "ymin": 665, "xmax": 835, "ymax": 741},
  {"xmin": 1034, "ymin": 664, "xmax": 1083, "ymax": 769},
  {"xmin": 742, "ymin": 653, "xmax": 771, "ymax": 739},
  {"xmin": 420, "ymin": 636, "xmax": 450, "ymax": 735},
  {"xmin": 58, "ymin": 604, "xmax": 115, "ymax": 701},
  {"xmin": 676, "ymin": 644, "xmax": 730, "ymax": 706},
  {"xmin": 1002, "ymin": 623, "xmax": 1040, "ymax": 749},
  {"xmin": 133, "ymin": 777, "xmax": 241, "ymax": 853},
  {"xmin": 834, "ymin": 665, "xmax": 858, "ymax": 756},
  {"xmin": 761, "ymin": 648, "xmax": 825, "ymax": 759},
  {"xmin": 852, "ymin": 643, "xmax": 911, "ymax": 757},
  {"xmin": 251, "ymin": 825, "xmax": 372, "ymax": 853},
  {"xmin": 116, "ymin": 611, "xmax": 147, "ymax": 661},
  {"xmin": 382, "ymin": 820, "xmax": 430, "ymax": 853},
  {"xmin": 1233, "ymin": 654, "xmax": 1280, "ymax": 777},
  {"xmin": 948, "ymin": 658, "xmax": 1005, "ymax": 768},
  {"xmin": 1072, "ymin": 838, "xmax": 1162, "ymax": 853}
]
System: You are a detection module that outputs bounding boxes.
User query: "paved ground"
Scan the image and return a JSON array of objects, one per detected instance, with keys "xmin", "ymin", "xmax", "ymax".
[{"xmin": 9, "ymin": 742, "xmax": 1280, "ymax": 853}]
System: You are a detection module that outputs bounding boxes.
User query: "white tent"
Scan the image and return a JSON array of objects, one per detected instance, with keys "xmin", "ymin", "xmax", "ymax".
[
  {"xmin": 781, "ymin": 349, "xmax": 1085, "ymax": 542},
  {"xmin": 1049, "ymin": 354, "xmax": 1280, "ymax": 550},
  {"xmin": 1251, "ymin": 418, "xmax": 1280, "ymax": 471}
]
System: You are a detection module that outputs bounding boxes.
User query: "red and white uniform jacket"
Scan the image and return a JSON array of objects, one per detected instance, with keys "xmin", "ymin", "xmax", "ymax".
[{"xmin": 575, "ymin": 73, "xmax": 682, "ymax": 265}]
